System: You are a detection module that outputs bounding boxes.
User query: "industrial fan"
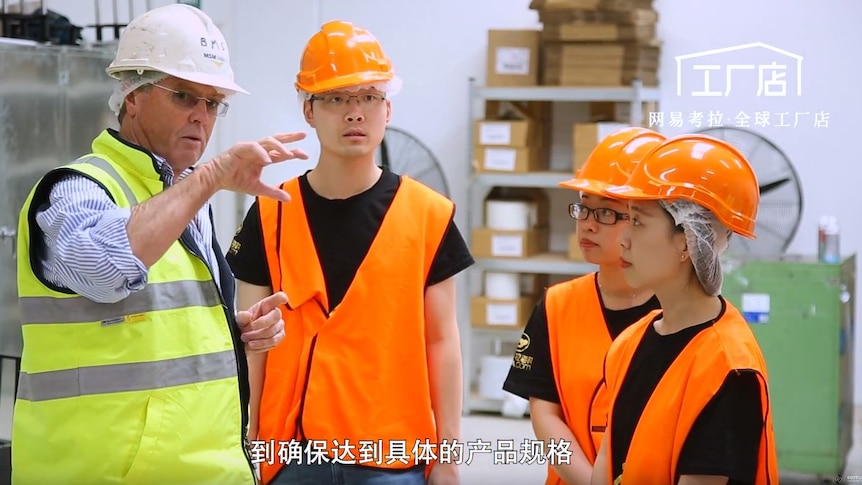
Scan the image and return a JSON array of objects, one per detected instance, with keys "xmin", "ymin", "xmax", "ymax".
[
  {"xmin": 376, "ymin": 126, "xmax": 451, "ymax": 198},
  {"xmin": 695, "ymin": 127, "xmax": 804, "ymax": 256}
]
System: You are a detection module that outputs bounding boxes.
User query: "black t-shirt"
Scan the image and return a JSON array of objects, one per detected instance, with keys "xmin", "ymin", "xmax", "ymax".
[
  {"xmin": 609, "ymin": 297, "xmax": 764, "ymax": 484},
  {"xmin": 225, "ymin": 169, "xmax": 475, "ymax": 311},
  {"xmin": 502, "ymin": 273, "xmax": 661, "ymax": 403}
]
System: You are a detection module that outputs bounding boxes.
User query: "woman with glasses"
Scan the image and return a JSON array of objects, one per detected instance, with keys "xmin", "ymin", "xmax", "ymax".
[
  {"xmin": 503, "ymin": 127, "xmax": 665, "ymax": 485},
  {"xmin": 590, "ymin": 134, "xmax": 778, "ymax": 485}
]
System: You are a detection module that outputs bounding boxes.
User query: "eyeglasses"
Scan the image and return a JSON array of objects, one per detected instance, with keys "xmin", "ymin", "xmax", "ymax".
[
  {"xmin": 149, "ymin": 83, "xmax": 230, "ymax": 117},
  {"xmin": 569, "ymin": 203, "xmax": 629, "ymax": 225},
  {"xmin": 309, "ymin": 92, "xmax": 387, "ymax": 110}
]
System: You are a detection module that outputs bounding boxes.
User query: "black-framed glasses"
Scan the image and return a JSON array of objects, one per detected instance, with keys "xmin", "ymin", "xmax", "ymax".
[
  {"xmin": 309, "ymin": 92, "xmax": 387, "ymax": 109},
  {"xmin": 149, "ymin": 83, "xmax": 230, "ymax": 117},
  {"xmin": 569, "ymin": 203, "xmax": 629, "ymax": 225}
]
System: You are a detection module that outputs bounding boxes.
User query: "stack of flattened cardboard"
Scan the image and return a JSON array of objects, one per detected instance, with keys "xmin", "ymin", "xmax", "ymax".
[{"xmin": 531, "ymin": 0, "xmax": 660, "ymax": 87}]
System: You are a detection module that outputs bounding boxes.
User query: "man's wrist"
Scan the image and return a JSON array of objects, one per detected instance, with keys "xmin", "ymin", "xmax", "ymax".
[{"xmin": 192, "ymin": 159, "xmax": 225, "ymax": 195}]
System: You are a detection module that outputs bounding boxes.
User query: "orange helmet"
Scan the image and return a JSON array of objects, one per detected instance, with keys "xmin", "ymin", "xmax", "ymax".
[
  {"xmin": 559, "ymin": 127, "xmax": 666, "ymax": 195},
  {"xmin": 602, "ymin": 134, "xmax": 760, "ymax": 239},
  {"xmin": 296, "ymin": 20, "xmax": 395, "ymax": 94}
]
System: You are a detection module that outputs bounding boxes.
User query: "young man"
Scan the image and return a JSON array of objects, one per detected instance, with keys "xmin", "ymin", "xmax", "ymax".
[
  {"xmin": 227, "ymin": 20, "xmax": 473, "ymax": 485},
  {"xmin": 14, "ymin": 4, "xmax": 307, "ymax": 484}
]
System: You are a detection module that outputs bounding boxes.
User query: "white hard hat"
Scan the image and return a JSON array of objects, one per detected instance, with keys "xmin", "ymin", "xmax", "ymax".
[{"xmin": 106, "ymin": 4, "xmax": 248, "ymax": 94}]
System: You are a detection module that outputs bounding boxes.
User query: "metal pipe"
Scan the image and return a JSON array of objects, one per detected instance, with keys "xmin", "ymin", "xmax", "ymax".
[
  {"xmin": 127, "ymin": 0, "xmax": 133, "ymax": 20},
  {"xmin": 94, "ymin": 0, "xmax": 101, "ymax": 25},
  {"xmin": 112, "ymin": 0, "xmax": 117, "ymax": 25},
  {"xmin": 145, "ymin": 0, "xmax": 151, "ymax": 12}
]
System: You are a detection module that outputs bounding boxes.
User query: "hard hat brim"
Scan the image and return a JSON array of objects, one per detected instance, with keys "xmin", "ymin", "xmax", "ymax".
[
  {"xmin": 559, "ymin": 178, "xmax": 619, "ymax": 198},
  {"xmin": 601, "ymin": 184, "xmax": 758, "ymax": 239},
  {"xmin": 296, "ymin": 71, "xmax": 394, "ymax": 95},
  {"xmin": 601, "ymin": 184, "xmax": 653, "ymax": 200}
]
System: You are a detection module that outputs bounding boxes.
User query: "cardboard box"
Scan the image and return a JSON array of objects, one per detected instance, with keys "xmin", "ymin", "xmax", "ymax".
[
  {"xmin": 471, "ymin": 227, "xmax": 549, "ymax": 259},
  {"xmin": 568, "ymin": 233, "xmax": 587, "ymax": 261},
  {"xmin": 474, "ymin": 119, "xmax": 543, "ymax": 147},
  {"xmin": 529, "ymin": 0, "xmax": 654, "ymax": 10},
  {"xmin": 485, "ymin": 100, "xmax": 553, "ymax": 122},
  {"xmin": 542, "ymin": 23, "xmax": 656, "ymax": 43},
  {"xmin": 474, "ymin": 146, "xmax": 545, "ymax": 173},
  {"xmin": 541, "ymin": 41, "xmax": 660, "ymax": 87},
  {"xmin": 471, "ymin": 296, "xmax": 537, "ymax": 328},
  {"xmin": 486, "ymin": 30, "xmax": 541, "ymax": 87},
  {"xmin": 589, "ymin": 101, "xmax": 659, "ymax": 126},
  {"xmin": 537, "ymin": 7, "xmax": 658, "ymax": 25},
  {"xmin": 572, "ymin": 122, "xmax": 628, "ymax": 170}
]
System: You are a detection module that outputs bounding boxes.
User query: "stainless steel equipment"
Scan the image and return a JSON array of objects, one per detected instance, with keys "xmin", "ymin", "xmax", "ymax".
[{"xmin": 0, "ymin": 39, "xmax": 117, "ymax": 361}]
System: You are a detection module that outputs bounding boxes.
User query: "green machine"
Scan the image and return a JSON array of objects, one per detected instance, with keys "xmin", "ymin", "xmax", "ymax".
[{"xmin": 721, "ymin": 254, "xmax": 856, "ymax": 478}]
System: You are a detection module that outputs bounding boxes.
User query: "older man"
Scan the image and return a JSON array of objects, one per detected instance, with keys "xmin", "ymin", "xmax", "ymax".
[{"xmin": 13, "ymin": 4, "xmax": 306, "ymax": 484}]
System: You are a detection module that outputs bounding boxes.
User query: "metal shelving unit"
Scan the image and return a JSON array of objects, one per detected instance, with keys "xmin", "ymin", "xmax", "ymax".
[{"xmin": 459, "ymin": 78, "xmax": 661, "ymax": 415}]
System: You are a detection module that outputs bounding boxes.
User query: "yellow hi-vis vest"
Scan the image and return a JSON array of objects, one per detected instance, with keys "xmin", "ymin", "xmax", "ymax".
[{"xmin": 13, "ymin": 129, "xmax": 255, "ymax": 485}]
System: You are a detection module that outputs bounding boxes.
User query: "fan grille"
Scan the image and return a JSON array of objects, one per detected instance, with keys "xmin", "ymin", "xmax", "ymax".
[
  {"xmin": 695, "ymin": 127, "xmax": 803, "ymax": 256},
  {"xmin": 376, "ymin": 126, "xmax": 451, "ymax": 198}
]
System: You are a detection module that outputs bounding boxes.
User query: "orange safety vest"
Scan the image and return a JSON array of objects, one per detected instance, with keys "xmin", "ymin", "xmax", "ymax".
[
  {"xmin": 543, "ymin": 273, "xmax": 611, "ymax": 485},
  {"xmin": 602, "ymin": 303, "xmax": 779, "ymax": 485},
  {"xmin": 256, "ymin": 175, "xmax": 453, "ymax": 484}
]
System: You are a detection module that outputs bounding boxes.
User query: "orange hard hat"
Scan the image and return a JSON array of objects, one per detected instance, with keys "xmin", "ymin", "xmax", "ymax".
[
  {"xmin": 296, "ymin": 20, "xmax": 395, "ymax": 94},
  {"xmin": 602, "ymin": 134, "xmax": 760, "ymax": 239},
  {"xmin": 559, "ymin": 127, "xmax": 666, "ymax": 195}
]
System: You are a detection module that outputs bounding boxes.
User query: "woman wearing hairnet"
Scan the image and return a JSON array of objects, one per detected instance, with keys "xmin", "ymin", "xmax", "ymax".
[
  {"xmin": 590, "ymin": 134, "xmax": 779, "ymax": 485},
  {"xmin": 503, "ymin": 127, "xmax": 663, "ymax": 485}
]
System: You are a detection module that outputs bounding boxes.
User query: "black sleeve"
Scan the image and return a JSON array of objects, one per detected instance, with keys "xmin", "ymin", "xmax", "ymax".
[
  {"xmin": 425, "ymin": 218, "xmax": 475, "ymax": 287},
  {"xmin": 677, "ymin": 371, "xmax": 764, "ymax": 484},
  {"xmin": 225, "ymin": 200, "xmax": 272, "ymax": 287},
  {"xmin": 502, "ymin": 296, "xmax": 560, "ymax": 403}
]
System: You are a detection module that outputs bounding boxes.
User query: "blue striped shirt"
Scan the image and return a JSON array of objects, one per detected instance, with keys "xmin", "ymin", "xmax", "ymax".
[{"xmin": 34, "ymin": 156, "xmax": 220, "ymax": 304}]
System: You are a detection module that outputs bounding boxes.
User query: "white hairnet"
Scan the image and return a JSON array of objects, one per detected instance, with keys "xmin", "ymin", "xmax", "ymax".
[
  {"xmin": 659, "ymin": 199, "xmax": 732, "ymax": 296},
  {"xmin": 295, "ymin": 76, "xmax": 403, "ymax": 106},
  {"xmin": 107, "ymin": 70, "xmax": 240, "ymax": 116},
  {"xmin": 108, "ymin": 70, "xmax": 169, "ymax": 115}
]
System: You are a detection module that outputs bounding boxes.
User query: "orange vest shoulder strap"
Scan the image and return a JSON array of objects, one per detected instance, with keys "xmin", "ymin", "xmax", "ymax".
[
  {"xmin": 258, "ymin": 178, "xmax": 327, "ymax": 309},
  {"xmin": 392, "ymin": 176, "xmax": 454, "ymax": 276},
  {"xmin": 542, "ymin": 273, "xmax": 609, "ymax": 464}
]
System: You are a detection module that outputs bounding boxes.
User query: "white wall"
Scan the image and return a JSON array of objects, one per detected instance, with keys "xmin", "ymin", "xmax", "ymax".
[{"xmin": 38, "ymin": 0, "xmax": 862, "ymax": 401}]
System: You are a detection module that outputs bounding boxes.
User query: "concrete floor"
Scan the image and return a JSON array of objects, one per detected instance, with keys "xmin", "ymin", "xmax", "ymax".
[{"xmin": 459, "ymin": 410, "xmax": 862, "ymax": 484}]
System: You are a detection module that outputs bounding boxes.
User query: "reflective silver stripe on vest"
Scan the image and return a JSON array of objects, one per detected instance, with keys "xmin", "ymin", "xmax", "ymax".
[
  {"xmin": 19, "ymin": 279, "xmax": 221, "ymax": 324},
  {"xmin": 17, "ymin": 349, "xmax": 238, "ymax": 402},
  {"xmin": 74, "ymin": 155, "xmax": 139, "ymax": 206}
]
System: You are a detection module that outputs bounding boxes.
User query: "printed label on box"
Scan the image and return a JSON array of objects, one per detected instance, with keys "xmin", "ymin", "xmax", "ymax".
[
  {"xmin": 483, "ymin": 148, "xmax": 517, "ymax": 171},
  {"xmin": 479, "ymin": 123, "xmax": 512, "ymax": 145},
  {"xmin": 495, "ymin": 47, "xmax": 531, "ymax": 75},
  {"xmin": 486, "ymin": 303, "xmax": 518, "ymax": 325},
  {"xmin": 741, "ymin": 293, "xmax": 770, "ymax": 324},
  {"xmin": 491, "ymin": 234, "xmax": 524, "ymax": 257}
]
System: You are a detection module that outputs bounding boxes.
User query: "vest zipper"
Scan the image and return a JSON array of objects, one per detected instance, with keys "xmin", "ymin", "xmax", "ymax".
[
  {"xmin": 295, "ymin": 298, "xmax": 330, "ymax": 442},
  {"xmin": 178, "ymin": 232, "xmax": 256, "ymax": 481}
]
